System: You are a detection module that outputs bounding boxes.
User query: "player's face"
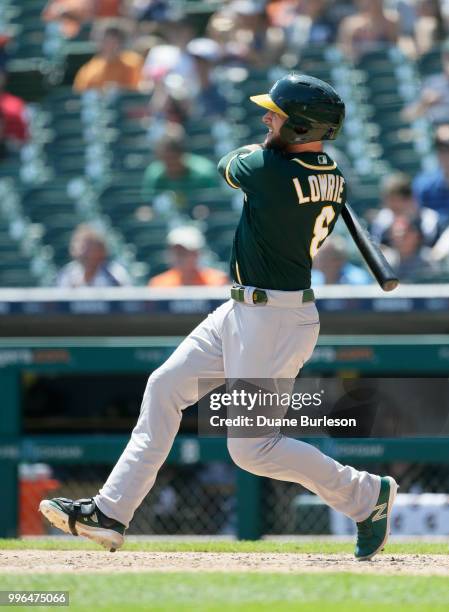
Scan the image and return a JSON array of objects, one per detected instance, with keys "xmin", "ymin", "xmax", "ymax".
[
  {"xmin": 79, "ymin": 239, "xmax": 106, "ymax": 268},
  {"xmin": 158, "ymin": 146, "xmax": 184, "ymax": 175},
  {"xmin": 385, "ymin": 194, "xmax": 415, "ymax": 215},
  {"xmin": 171, "ymin": 245, "xmax": 199, "ymax": 271},
  {"xmin": 390, "ymin": 222, "xmax": 421, "ymax": 257},
  {"xmin": 262, "ymin": 110, "xmax": 287, "ymax": 149},
  {"xmin": 100, "ymin": 34, "xmax": 122, "ymax": 60}
]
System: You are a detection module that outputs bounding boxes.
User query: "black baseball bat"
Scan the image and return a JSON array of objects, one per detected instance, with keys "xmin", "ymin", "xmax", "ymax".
[{"xmin": 341, "ymin": 203, "xmax": 399, "ymax": 292}]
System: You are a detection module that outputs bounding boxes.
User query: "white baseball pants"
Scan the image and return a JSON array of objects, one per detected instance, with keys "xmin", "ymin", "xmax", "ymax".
[{"xmin": 95, "ymin": 289, "xmax": 380, "ymax": 527}]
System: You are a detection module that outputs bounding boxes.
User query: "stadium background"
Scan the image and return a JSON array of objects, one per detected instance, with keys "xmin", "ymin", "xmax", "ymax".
[{"xmin": 1, "ymin": 0, "xmax": 449, "ymax": 541}]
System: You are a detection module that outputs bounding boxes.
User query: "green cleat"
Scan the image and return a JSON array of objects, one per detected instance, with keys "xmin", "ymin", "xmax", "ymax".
[{"xmin": 355, "ymin": 476, "xmax": 398, "ymax": 561}]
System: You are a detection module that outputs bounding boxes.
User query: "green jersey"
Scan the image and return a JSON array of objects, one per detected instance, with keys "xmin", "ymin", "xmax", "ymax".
[
  {"xmin": 142, "ymin": 153, "xmax": 219, "ymax": 201},
  {"xmin": 217, "ymin": 147, "xmax": 346, "ymax": 291}
]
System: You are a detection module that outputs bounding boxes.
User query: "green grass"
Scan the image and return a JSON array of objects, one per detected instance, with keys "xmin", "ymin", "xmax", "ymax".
[
  {"xmin": 0, "ymin": 572, "xmax": 447, "ymax": 612},
  {"xmin": 0, "ymin": 538, "xmax": 448, "ymax": 555},
  {"xmin": 1, "ymin": 540, "xmax": 447, "ymax": 611}
]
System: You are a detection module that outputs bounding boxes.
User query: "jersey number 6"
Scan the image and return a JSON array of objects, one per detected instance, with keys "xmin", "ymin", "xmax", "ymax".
[{"xmin": 310, "ymin": 205, "xmax": 335, "ymax": 258}]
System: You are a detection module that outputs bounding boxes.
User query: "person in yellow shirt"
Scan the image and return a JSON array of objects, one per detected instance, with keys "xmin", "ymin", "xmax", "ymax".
[{"xmin": 73, "ymin": 25, "xmax": 143, "ymax": 92}]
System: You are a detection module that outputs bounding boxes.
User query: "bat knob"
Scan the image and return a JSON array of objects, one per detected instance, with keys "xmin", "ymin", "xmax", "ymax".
[{"xmin": 382, "ymin": 279, "xmax": 399, "ymax": 292}]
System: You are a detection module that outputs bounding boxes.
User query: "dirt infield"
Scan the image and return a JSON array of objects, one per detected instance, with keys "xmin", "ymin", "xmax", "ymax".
[{"xmin": 1, "ymin": 551, "xmax": 448, "ymax": 575}]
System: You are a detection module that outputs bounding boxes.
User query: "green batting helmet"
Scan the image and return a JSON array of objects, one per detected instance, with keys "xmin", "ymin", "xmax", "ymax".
[{"xmin": 250, "ymin": 72, "xmax": 345, "ymax": 144}]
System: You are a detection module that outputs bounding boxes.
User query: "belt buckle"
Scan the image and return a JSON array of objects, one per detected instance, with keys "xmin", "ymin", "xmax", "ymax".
[{"xmin": 253, "ymin": 289, "xmax": 268, "ymax": 305}]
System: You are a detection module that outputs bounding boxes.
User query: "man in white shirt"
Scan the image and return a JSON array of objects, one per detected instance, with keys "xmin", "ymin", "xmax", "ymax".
[{"xmin": 56, "ymin": 224, "xmax": 131, "ymax": 288}]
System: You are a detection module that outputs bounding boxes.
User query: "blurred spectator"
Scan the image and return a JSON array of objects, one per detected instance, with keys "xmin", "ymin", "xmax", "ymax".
[
  {"xmin": 144, "ymin": 37, "xmax": 227, "ymax": 121},
  {"xmin": 148, "ymin": 226, "xmax": 229, "ymax": 287},
  {"xmin": 371, "ymin": 172, "xmax": 442, "ymax": 247},
  {"xmin": 413, "ymin": 0, "xmax": 447, "ymax": 56},
  {"xmin": 0, "ymin": 68, "xmax": 28, "ymax": 147},
  {"xmin": 266, "ymin": 0, "xmax": 303, "ymax": 27},
  {"xmin": 131, "ymin": 0, "xmax": 180, "ymax": 23},
  {"xmin": 413, "ymin": 124, "xmax": 449, "ymax": 218},
  {"xmin": 141, "ymin": 41, "xmax": 195, "ymax": 87},
  {"xmin": 73, "ymin": 23, "xmax": 143, "ymax": 92},
  {"xmin": 93, "ymin": 0, "xmax": 123, "ymax": 17},
  {"xmin": 226, "ymin": 0, "xmax": 285, "ymax": 68},
  {"xmin": 206, "ymin": 7, "xmax": 236, "ymax": 46},
  {"xmin": 186, "ymin": 38, "xmax": 228, "ymax": 118},
  {"xmin": 392, "ymin": 0, "xmax": 418, "ymax": 38},
  {"xmin": 285, "ymin": 0, "xmax": 339, "ymax": 50},
  {"xmin": 337, "ymin": 0, "xmax": 399, "ymax": 61},
  {"xmin": 403, "ymin": 40, "xmax": 449, "ymax": 124},
  {"xmin": 56, "ymin": 225, "xmax": 131, "ymax": 287},
  {"xmin": 386, "ymin": 216, "xmax": 436, "ymax": 281},
  {"xmin": 140, "ymin": 16, "xmax": 196, "ymax": 86},
  {"xmin": 312, "ymin": 236, "xmax": 372, "ymax": 285},
  {"xmin": 132, "ymin": 33, "xmax": 163, "ymax": 60},
  {"xmin": 42, "ymin": 0, "xmax": 123, "ymax": 39},
  {"xmin": 267, "ymin": 0, "xmax": 352, "ymax": 30},
  {"xmin": 0, "ymin": 111, "xmax": 7, "ymax": 161},
  {"xmin": 147, "ymin": 77, "xmax": 191, "ymax": 124},
  {"xmin": 142, "ymin": 123, "xmax": 219, "ymax": 205}
]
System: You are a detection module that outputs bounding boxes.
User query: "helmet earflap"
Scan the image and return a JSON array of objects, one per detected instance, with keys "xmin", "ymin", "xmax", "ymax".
[
  {"xmin": 279, "ymin": 120, "xmax": 309, "ymax": 144},
  {"xmin": 279, "ymin": 119, "xmax": 340, "ymax": 145}
]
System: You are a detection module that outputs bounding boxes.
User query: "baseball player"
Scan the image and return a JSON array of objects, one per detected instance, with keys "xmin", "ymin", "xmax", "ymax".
[{"xmin": 40, "ymin": 73, "xmax": 397, "ymax": 560}]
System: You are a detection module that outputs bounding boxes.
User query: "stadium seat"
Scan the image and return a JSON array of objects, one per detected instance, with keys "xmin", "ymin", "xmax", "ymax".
[
  {"xmin": 417, "ymin": 46, "xmax": 442, "ymax": 77},
  {"xmin": 121, "ymin": 216, "xmax": 167, "ymax": 235},
  {"xmin": 97, "ymin": 183, "xmax": 147, "ymax": 218},
  {"xmin": 61, "ymin": 41, "xmax": 96, "ymax": 86},
  {"xmin": 0, "ymin": 267, "xmax": 37, "ymax": 287},
  {"xmin": 5, "ymin": 58, "xmax": 52, "ymax": 102},
  {"xmin": 0, "ymin": 204, "xmax": 41, "ymax": 287},
  {"xmin": 107, "ymin": 92, "xmax": 149, "ymax": 115},
  {"xmin": 50, "ymin": 148, "xmax": 87, "ymax": 175},
  {"xmin": 11, "ymin": 0, "xmax": 47, "ymax": 20},
  {"xmin": 45, "ymin": 87, "xmax": 82, "ymax": 110},
  {"xmin": 205, "ymin": 211, "xmax": 241, "ymax": 235},
  {"xmin": 129, "ymin": 229, "xmax": 169, "ymax": 257},
  {"xmin": 20, "ymin": 184, "xmax": 77, "ymax": 219},
  {"xmin": 0, "ymin": 156, "xmax": 22, "ymax": 179},
  {"xmin": 294, "ymin": 45, "xmax": 332, "ymax": 75},
  {"xmin": 146, "ymin": 251, "xmax": 169, "ymax": 278}
]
